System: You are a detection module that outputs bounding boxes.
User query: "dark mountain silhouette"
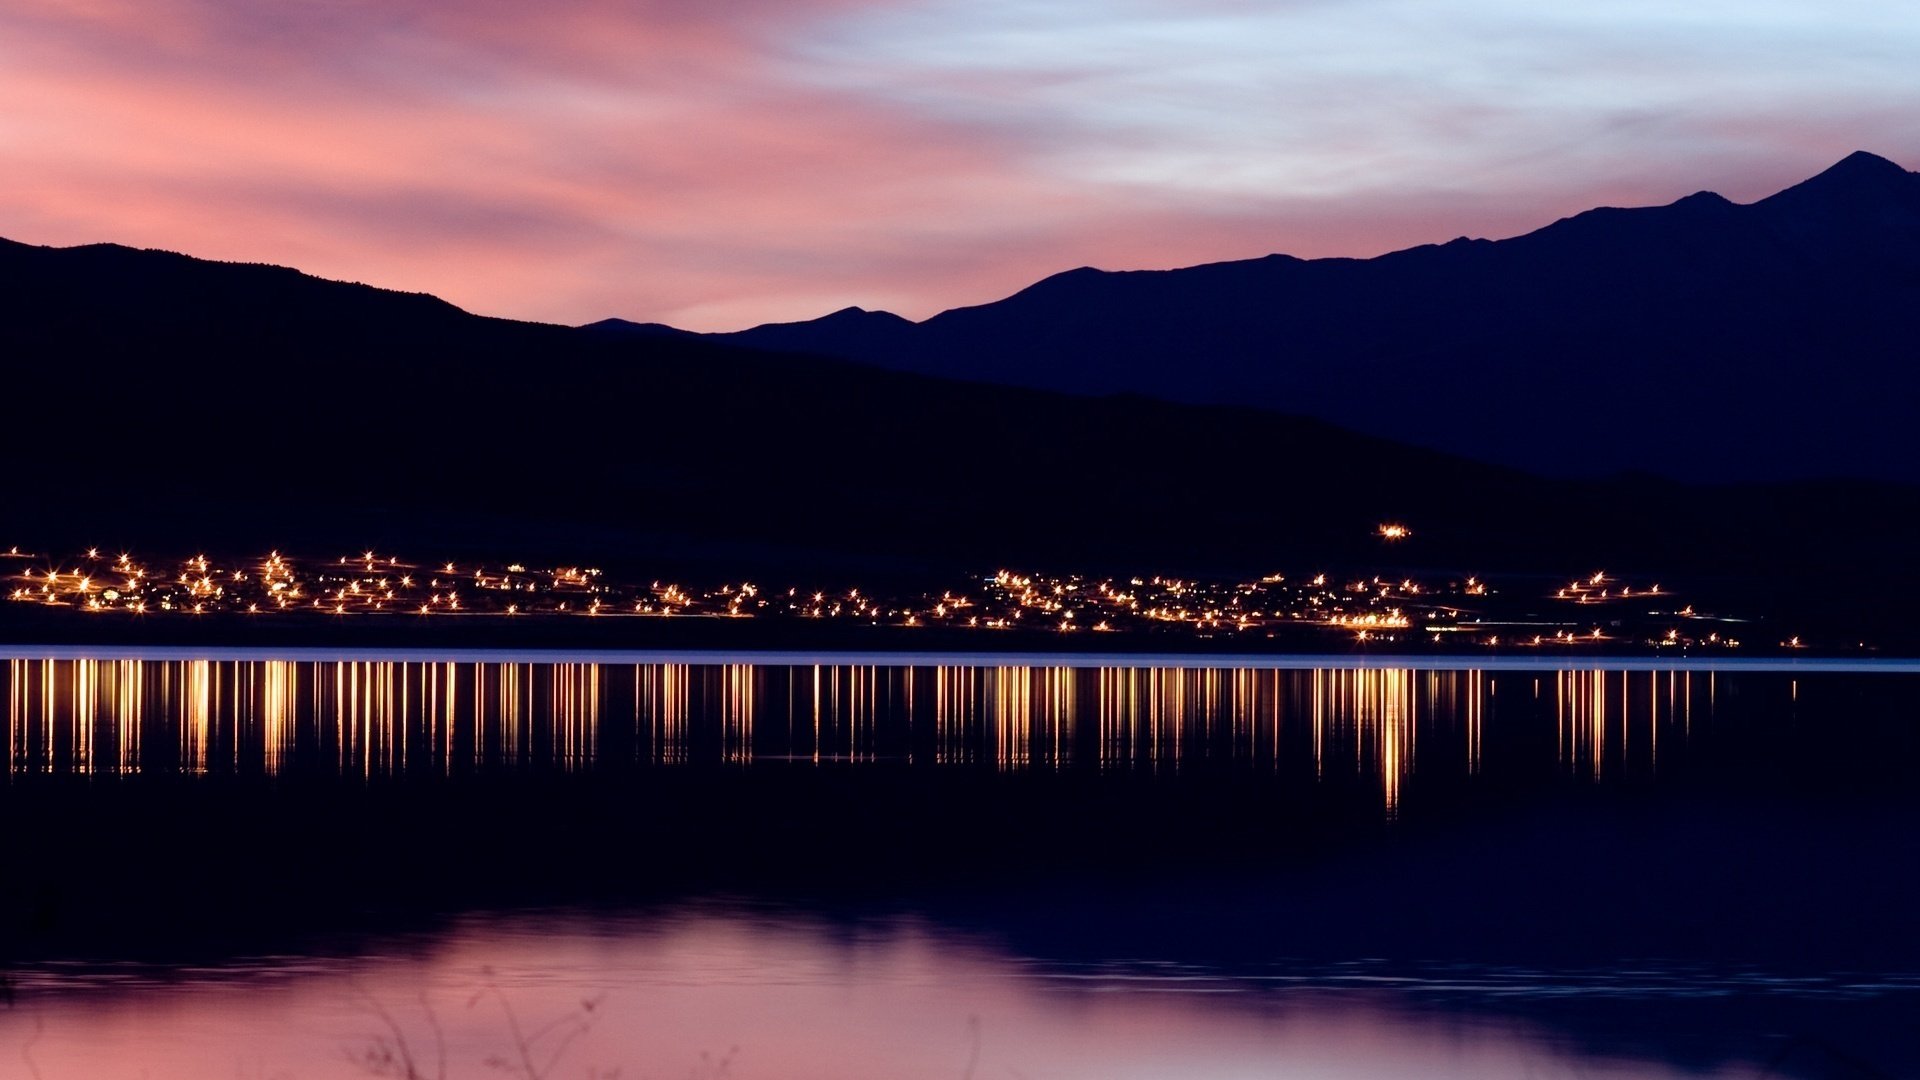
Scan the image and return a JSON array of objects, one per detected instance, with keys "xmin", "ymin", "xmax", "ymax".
[
  {"xmin": 0, "ymin": 237, "xmax": 1496, "ymax": 571},
  {"xmin": 615, "ymin": 151, "xmax": 1920, "ymax": 484},
  {"xmin": 579, "ymin": 317, "xmax": 700, "ymax": 340},
  {"xmin": 5, "ymin": 231, "xmax": 1920, "ymax": 642}
]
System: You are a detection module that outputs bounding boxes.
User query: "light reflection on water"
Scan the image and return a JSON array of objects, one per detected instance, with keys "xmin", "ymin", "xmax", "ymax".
[
  {"xmin": 2, "ymin": 659, "xmax": 1737, "ymax": 803},
  {"xmin": 3, "ymin": 659, "xmax": 1913, "ymax": 1079},
  {"xmin": 0, "ymin": 908, "xmax": 1806, "ymax": 1080}
]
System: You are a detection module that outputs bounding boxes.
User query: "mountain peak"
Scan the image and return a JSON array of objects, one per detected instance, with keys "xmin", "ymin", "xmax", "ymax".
[
  {"xmin": 578, "ymin": 317, "xmax": 696, "ymax": 339},
  {"xmin": 1825, "ymin": 149, "xmax": 1906, "ymax": 177},
  {"xmin": 818, "ymin": 305, "xmax": 912, "ymax": 326},
  {"xmin": 1673, "ymin": 189, "xmax": 1733, "ymax": 207},
  {"xmin": 1762, "ymin": 150, "xmax": 1914, "ymax": 206}
]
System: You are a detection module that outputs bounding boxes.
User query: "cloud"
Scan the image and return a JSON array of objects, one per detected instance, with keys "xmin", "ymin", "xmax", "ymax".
[{"xmin": 1, "ymin": 0, "xmax": 1917, "ymax": 330}]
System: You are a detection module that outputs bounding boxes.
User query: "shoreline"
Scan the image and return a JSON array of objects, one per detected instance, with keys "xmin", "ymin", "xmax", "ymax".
[
  {"xmin": 4, "ymin": 603, "xmax": 1905, "ymax": 665},
  {"xmin": 2, "ymin": 640, "xmax": 1912, "ymax": 672}
]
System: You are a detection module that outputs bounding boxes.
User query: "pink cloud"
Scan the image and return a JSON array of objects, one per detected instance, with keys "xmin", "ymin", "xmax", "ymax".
[
  {"xmin": 1, "ymin": 0, "xmax": 1916, "ymax": 330},
  {"xmin": 0, "ymin": 0, "xmax": 1036, "ymax": 325}
]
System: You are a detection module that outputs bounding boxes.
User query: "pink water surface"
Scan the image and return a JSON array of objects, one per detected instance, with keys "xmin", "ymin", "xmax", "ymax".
[{"xmin": 1, "ymin": 908, "xmax": 1764, "ymax": 1080}]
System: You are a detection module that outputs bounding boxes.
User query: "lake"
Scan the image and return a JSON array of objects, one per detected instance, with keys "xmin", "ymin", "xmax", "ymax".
[{"xmin": 2, "ymin": 651, "xmax": 1917, "ymax": 1078}]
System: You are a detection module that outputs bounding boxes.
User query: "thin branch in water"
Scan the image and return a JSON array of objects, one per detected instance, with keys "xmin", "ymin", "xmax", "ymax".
[
  {"xmin": 343, "ymin": 982, "xmax": 446, "ymax": 1080},
  {"xmin": 470, "ymin": 980, "xmax": 604, "ymax": 1080},
  {"xmin": 20, "ymin": 1015, "xmax": 45, "ymax": 1080}
]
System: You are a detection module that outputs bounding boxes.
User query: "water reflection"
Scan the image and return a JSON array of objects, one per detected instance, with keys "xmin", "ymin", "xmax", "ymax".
[
  {"xmin": 1, "ymin": 658, "xmax": 1747, "ymax": 801},
  {"xmin": 5, "ymin": 907, "xmax": 1823, "ymax": 1080},
  {"xmin": 4, "ymin": 659, "xmax": 1912, "ymax": 1079}
]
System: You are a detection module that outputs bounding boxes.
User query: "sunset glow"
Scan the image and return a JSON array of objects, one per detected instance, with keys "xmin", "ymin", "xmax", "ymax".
[
  {"xmin": 2, "ymin": 1, "xmax": 1915, "ymax": 329},
  {"xmin": 2, "ymin": 4, "xmax": 1915, "ymax": 1075}
]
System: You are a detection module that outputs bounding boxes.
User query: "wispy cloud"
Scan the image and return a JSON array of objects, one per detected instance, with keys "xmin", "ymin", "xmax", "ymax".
[{"xmin": 1, "ymin": 0, "xmax": 1915, "ymax": 329}]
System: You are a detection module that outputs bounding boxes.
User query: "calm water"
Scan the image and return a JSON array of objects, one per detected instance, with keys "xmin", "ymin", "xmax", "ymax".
[
  {"xmin": 0, "ymin": 655, "xmax": 1851, "ymax": 793},
  {"xmin": 13, "ymin": 906, "xmax": 1902, "ymax": 1080},
  {"xmin": 3, "ymin": 652, "xmax": 1917, "ymax": 1078}
]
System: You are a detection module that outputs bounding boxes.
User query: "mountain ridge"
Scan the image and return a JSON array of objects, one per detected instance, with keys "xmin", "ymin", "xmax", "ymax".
[
  {"xmin": 9, "ymin": 219, "xmax": 1920, "ymax": 640},
  {"xmin": 609, "ymin": 151, "xmax": 1920, "ymax": 483},
  {"xmin": 0, "ymin": 232, "xmax": 1549, "ymax": 574}
]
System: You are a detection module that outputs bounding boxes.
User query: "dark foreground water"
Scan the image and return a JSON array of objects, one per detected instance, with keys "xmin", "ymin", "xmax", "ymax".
[{"xmin": 2, "ymin": 653, "xmax": 1917, "ymax": 1078}]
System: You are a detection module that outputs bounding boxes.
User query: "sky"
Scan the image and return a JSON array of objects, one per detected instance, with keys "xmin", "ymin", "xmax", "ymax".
[{"xmin": 2, "ymin": 1, "xmax": 1917, "ymax": 331}]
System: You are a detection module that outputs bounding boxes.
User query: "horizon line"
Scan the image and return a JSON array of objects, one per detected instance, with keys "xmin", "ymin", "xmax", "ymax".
[{"xmin": 2, "ymin": 645, "xmax": 1911, "ymax": 673}]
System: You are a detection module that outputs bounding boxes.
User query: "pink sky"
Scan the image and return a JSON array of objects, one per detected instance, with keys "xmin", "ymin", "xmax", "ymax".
[{"xmin": 2, "ymin": 0, "xmax": 1916, "ymax": 330}]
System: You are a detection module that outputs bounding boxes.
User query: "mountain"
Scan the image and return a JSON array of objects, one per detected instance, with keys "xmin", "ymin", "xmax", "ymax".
[
  {"xmin": 630, "ymin": 151, "xmax": 1920, "ymax": 484},
  {"xmin": 0, "ymin": 237, "xmax": 1525, "ymax": 575},
  {"xmin": 7, "ymin": 231, "xmax": 1920, "ymax": 645}
]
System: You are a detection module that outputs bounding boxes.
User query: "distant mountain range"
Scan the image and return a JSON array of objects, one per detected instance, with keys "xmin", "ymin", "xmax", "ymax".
[
  {"xmin": 591, "ymin": 151, "xmax": 1920, "ymax": 484},
  {"xmin": 0, "ymin": 234, "xmax": 1535, "ymax": 575},
  {"xmin": 6, "ymin": 168, "xmax": 1920, "ymax": 640}
]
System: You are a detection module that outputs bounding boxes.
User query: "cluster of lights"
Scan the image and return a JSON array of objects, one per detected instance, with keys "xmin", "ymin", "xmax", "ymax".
[
  {"xmin": 5, "ymin": 548, "xmax": 632, "ymax": 619},
  {"xmin": 977, "ymin": 569, "xmax": 1462, "ymax": 640},
  {"xmin": 1533, "ymin": 570, "xmax": 1751, "ymax": 649},
  {"xmin": 2, "ymin": 546, "xmax": 1790, "ymax": 649},
  {"xmin": 7, "ymin": 548, "xmax": 1483, "ymax": 639}
]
